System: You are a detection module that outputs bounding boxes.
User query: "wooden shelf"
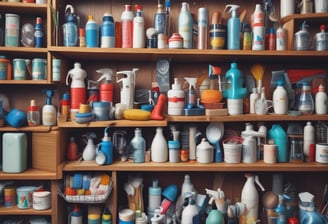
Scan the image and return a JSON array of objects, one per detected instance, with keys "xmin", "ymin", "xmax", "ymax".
[
  {"xmin": 0, "ymin": 125, "xmax": 57, "ymax": 132},
  {"xmin": 280, "ymin": 12, "xmax": 328, "ymax": 25},
  {"xmin": 167, "ymin": 114, "xmax": 328, "ymax": 122},
  {"xmin": 57, "ymin": 119, "xmax": 167, "ymax": 128},
  {"xmin": 0, "ymin": 2, "xmax": 47, "ymax": 15},
  {"xmin": 63, "ymin": 160, "xmax": 328, "ymax": 172},
  {"xmin": 49, "ymin": 47, "xmax": 328, "ymax": 63},
  {"xmin": 0, "ymin": 206, "xmax": 52, "ymax": 215},
  {"xmin": 0, "ymin": 168, "xmax": 57, "ymax": 180}
]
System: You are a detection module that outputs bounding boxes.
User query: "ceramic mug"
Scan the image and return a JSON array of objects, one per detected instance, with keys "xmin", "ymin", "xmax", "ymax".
[
  {"xmin": 0, "ymin": 56, "xmax": 12, "ymax": 80},
  {"xmin": 255, "ymin": 99, "xmax": 273, "ymax": 115},
  {"xmin": 13, "ymin": 58, "xmax": 31, "ymax": 80},
  {"xmin": 32, "ymin": 58, "xmax": 47, "ymax": 80}
]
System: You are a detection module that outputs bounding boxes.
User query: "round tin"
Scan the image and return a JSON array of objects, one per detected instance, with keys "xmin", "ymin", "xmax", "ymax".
[
  {"xmin": 32, "ymin": 191, "xmax": 51, "ymax": 210},
  {"xmin": 316, "ymin": 143, "xmax": 328, "ymax": 163}
]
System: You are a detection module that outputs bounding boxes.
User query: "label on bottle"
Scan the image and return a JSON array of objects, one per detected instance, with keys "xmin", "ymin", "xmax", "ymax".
[
  {"xmin": 252, "ymin": 25, "xmax": 265, "ymax": 50},
  {"xmin": 63, "ymin": 23, "xmax": 78, "ymax": 47},
  {"xmin": 276, "ymin": 27, "xmax": 287, "ymax": 50},
  {"xmin": 34, "ymin": 30, "xmax": 44, "ymax": 47},
  {"xmin": 316, "ymin": 32, "xmax": 328, "ymax": 51}
]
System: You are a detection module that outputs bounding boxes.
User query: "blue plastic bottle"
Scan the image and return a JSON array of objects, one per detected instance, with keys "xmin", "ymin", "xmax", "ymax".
[
  {"xmin": 130, "ymin": 128, "xmax": 146, "ymax": 163},
  {"xmin": 34, "ymin": 17, "xmax": 44, "ymax": 48},
  {"xmin": 100, "ymin": 13, "xmax": 115, "ymax": 48},
  {"xmin": 86, "ymin": 15, "xmax": 99, "ymax": 48},
  {"xmin": 225, "ymin": 5, "xmax": 240, "ymax": 50},
  {"xmin": 62, "ymin": 4, "xmax": 78, "ymax": 47},
  {"xmin": 268, "ymin": 124, "xmax": 288, "ymax": 162},
  {"xmin": 96, "ymin": 127, "xmax": 113, "ymax": 165},
  {"xmin": 301, "ymin": 202, "xmax": 325, "ymax": 224}
]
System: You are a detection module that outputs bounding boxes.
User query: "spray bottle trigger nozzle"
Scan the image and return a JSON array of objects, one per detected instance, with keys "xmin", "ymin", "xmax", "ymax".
[{"xmin": 255, "ymin": 176, "xmax": 265, "ymax": 191}]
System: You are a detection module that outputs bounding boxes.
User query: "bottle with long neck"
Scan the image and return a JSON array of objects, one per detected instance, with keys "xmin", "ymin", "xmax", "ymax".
[{"xmin": 178, "ymin": 2, "xmax": 193, "ymax": 49}]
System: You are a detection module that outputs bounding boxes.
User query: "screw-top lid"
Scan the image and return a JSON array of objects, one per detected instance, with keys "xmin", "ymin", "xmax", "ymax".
[{"xmin": 156, "ymin": 3, "xmax": 164, "ymax": 13}]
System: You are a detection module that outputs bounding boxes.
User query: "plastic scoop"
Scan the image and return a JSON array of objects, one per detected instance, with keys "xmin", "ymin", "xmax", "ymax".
[
  {"xmin": 251, "ymin": 63, "xmax": 265, "ymax": 92},
  {"xmin": 206, "ymin": 122, "xmax": 224, "ymax": 162}
]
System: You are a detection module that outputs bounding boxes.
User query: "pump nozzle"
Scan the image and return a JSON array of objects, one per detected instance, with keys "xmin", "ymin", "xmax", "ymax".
[
  {"xmin": 224, "ymin": 4, "xmax": 240, "ymax": 13},
  {"xmin": 43, "ymin": 90, "xmax": 54, "ymax": 105}
]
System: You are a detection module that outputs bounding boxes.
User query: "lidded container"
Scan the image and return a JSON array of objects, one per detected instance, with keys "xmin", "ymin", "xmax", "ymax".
[
  {"xmin": 295, "ymin": 21, "xmax": 313, "ymax": 50},
  {"xmin": 196, "ymin": 138, "xmax": 214, "ymax": 163},
  {"xmin": 297, "ymin": 82, "xmax": 314, "ymax": 114}
]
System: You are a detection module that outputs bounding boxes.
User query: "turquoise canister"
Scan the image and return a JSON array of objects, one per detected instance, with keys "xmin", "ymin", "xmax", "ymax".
[
  {"xmin": 268, "ymin": 124, "xmax": 288, "ymax": 162},
  {"xmin": 206, "ymin": 209, "xmax": 224, "ymax": 224},
  {"xmin": 2, "ymin": 132, "xmax": 27, "ymax": 173},
  {"xmin": 130, "ymin": 128, "xmax": 146, "ymax": 163}
]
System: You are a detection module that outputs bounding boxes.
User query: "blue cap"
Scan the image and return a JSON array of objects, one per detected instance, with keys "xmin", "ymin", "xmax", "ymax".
[{"xmin": 162, "ymin": 184, "xmax": 178, "ymax": 202}]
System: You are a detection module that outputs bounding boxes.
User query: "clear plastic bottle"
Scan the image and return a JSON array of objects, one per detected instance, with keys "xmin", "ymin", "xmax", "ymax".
[
  {"xmin": 295, "ymin": 21, "xmax": 312, "ymax": 50},
  {"xmin": 27, "ymin": 99, "xmax": 40, "ymax": 126},
  {"xmin": 130, "ymin": 128, "xmax": 146, "ymax": 163},
  {"xmin": 298, "ymin": 82, "xmax": 314, "ymax": 114}
]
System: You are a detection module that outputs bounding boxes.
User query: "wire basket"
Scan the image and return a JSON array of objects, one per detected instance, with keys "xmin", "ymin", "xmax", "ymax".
[
  {"xmin": 58, "ymin": 172, "xmax": 113, "ymax": 204},
  {"xmin": 316, "ymin": 121, "xmax": 328, "ymax": 144}
]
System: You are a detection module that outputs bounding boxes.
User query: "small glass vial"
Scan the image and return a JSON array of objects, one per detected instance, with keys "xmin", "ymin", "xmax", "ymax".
[
  {"xmin": 289, "ymin": 137, "xmax": 304, "ymax": 163},
  {"xmin": 27, "ymin": 99, "xmax": 40, "ymax": 126}
]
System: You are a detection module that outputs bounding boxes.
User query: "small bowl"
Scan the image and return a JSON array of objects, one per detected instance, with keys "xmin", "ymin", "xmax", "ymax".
[{"xmin": 75, "ymin": 112, "xmax": 93, "ymax": 123}]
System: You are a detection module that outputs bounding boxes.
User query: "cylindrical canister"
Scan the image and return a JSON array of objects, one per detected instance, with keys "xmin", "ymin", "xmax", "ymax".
[
  {"xmin": 210, "ymin": 24, "xmax": 226, "ymax": 49},
  {"xmin": 5, "ymin": 13, "xmax": 20, "ymax": 47}
]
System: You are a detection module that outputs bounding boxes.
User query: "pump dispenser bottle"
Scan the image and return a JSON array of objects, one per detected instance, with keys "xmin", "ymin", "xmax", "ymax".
[
  {"xmin": 42, "ymin": 90, "xmax": 56, "ymax": 126},
  {"xmin": 225, "ymin": 5, "xmax": 240, "ymax": 50},
  {"xmin": 116, "ymin": 68, "xmax": 138, "ymax": 109},
  {"xmin": 178, "ymin": 2, "xmax": 193, "ymax": 49},
  {"xmin": 167, "ymin": 78, "xmax": 185, "ymax": 115}
]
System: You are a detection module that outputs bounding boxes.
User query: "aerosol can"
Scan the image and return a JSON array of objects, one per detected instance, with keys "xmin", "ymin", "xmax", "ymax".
[
  {"xmin": 241, "ymin": 123, "xmax": 267, "ymax": 163},
  {"xmin": 240, "ymin": 174, "xmax": 265, "ymax": 223},
  {"xmin": 117, "ymin": 68, "xmax": 138, "ymax": 109},
  {"xmin": 96, "ymin": 68, "xmax": 114, "ymax": 103}
]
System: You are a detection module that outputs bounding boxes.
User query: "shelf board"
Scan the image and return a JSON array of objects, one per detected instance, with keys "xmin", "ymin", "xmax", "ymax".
[
  {"xmin": 0, "ymin": 168, "xmax": 57, "ymax": 180},
  {"xmin": 280, "ymin": 12, "xmax": 328, "ymax": 25},
  {"xmin": 57, "ymin": 119, "xmax": 167, "ymax": 128},
  {"xmin": 0, "ymin": 125, "xmax": 57, "ymax": 132},
  {"xmin": 0, "ymin": 80, "xmax": 50, "ymax": 85},
  {"xmin": 63, "ymin": 160, "xmax": 328, "ymax": 172},
  {"xmin": 0, "ymin": 2, "xmax": 47, "ymax": 15},
  {"xmin": 0, "ymin": 46, "xmax": 48, "ymax": 54},
  {"xmin": 167, "ymin": 114, "xmax": 328, "ymax": 122},
  {"xmin": 0, "ymin": 206, "xmax": 52, "ymax": 215},
  {"xmin": 49, "ymin": 47, "xmax": 328, "ymax": 63}
]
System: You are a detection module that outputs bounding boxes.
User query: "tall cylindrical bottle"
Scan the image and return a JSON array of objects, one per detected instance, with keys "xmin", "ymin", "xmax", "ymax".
[
  {"xmin": 150, "ymin": 127, "xmax": 168, "ymax": 162},
  {"xmin": 148, "ymin": 179, "xmax": 162, "ymax": 218},
  {"xmin": 251, "ymin": 4, "xmax": 264, "ymax": 26},
  {"xmin": 178, "ymin": 2, "xmax": 193, "ymax": 49},
  {"xmin": 303, "ymin": 121, "xmax": 315, "ymax": 161},
  {"xmin": 63, "ymin": 4, "xmax": 78, "ymax": 47},
  {"xmin": 167, "ymin": 78, "xmax": 185, "ymax": 115},
  {"xmin": 225, "ymin": 5, "xmax": 240, "ymax": 50},
  {"xmin": 315, "ymin": 84, "xmax": 327, "ymax": 114},
  {"xmin": 130, "ymin": 128, "xmax": 146, "ymax": 163},
  {"xmin": 100, "ymin": 13, "xmax": 115, "ymax": 48},
  {"xmin": 273, "ymin": 80, "xmax": 288, "ymax": 115},
  {"xmin": 133, "ymin": 8, "xmax": 145, "ymax": 48},
  {"xmin": 276, "ymin": 26, "xmax": 287, "ymax": 50},
  {"xmin": 34, "ymin": 17, "xmax": 44, "ymax": 47},
  {"xmin": 121, "ymin": 4, "xmax": 134, "ymax": 48},
  {"xmin": 198, "ymin": 7, "xmax": 208, "ymax": 49},
  {"xmin": 315, "ymin": 24, "xmax": 328, "ymax": 51},
  {"xmin": 85, "ymin": 15, "xmax": 99, "ymax": 48},
  {"xmin": 154, "ymin": 3, "xmax": 166, "ymax": 35}
]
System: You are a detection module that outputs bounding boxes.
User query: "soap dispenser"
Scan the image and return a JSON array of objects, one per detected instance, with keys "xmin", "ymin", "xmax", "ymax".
[{"xmin": 42, "ymin": 90, "xmax": 56, "ymax": 126}]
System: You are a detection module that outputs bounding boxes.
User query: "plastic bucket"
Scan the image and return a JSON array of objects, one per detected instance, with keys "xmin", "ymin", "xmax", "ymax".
[{"xmin": 223, "ymin": 138, "xmax": 242, "ymax": 163}]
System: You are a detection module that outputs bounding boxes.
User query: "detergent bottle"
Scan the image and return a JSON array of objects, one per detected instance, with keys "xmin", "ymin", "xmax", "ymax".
[
  {"xmin": 225, "ymin": 5, "xmax": 240, "ymax": 50},
  {"xmin": 268, "ymin": 124, "xmax": 288, "ymax": 162},
  {"xmin": 223, "ymin": 62, "xmax": 247, "ymax": 115},
  {"xmin": 96, "ymin": 127, "xmax": 113, "ymax": 165},
  {"xmin": 62, "ymin": 4, "xmax": 78, "ymax": 47},
  {"xmin": 82, "ymin": 132, "xmax": 97, "ymax": 161},
  {"xmin": 96, "ymin": 68, "xmax": 114, "ymax": 103},
  {"xmin": 299, "ymin": 192, "xmax": 325, "ymax": 224},
  {"xmin": 240, "ymin": 174, "xmax": 265, "ymax": 223},
  {"xmin": 66, "ymin": 63, "xmax": 87, "ymax": 111},
  {"xmin": 42, "ymin": 90, "xmax": 56, "ymax": 126},
  {"xmin": 116, "ymin": 68, "xmax": 138, "ymax": 109}
]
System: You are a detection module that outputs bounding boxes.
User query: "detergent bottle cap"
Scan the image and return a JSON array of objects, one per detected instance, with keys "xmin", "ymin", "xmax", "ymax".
[{"xmin": 28, "ymin": 99, "xmax": 39, "ymax": 111}]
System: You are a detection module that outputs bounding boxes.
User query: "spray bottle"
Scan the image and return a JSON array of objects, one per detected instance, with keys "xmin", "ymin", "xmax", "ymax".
[
  {"xmin": 222, "ymin": 62, "xmax": 247, "ymax": 115},
  {"xmin": 225, "ymin": 5, "xmax": 240, "ymax": 50},
  {"xmin": 63, "ymin": 4, "xmax": 78, "ymax": 47},
  {"xmin": 42, "ymin": 90, "xmax": 56, "ymax": 126},
  {"xmin": 66, "ymin": 63, "xmax": 87, "ymax": 111},
  {"xmin": 240, "ymin": 174, "xmax": 265, "ymax": 223},
  {"xmin": 82, "ymin": 132, "xmax": 97, "ymax": 161},
  {"xmin": 96, "ymin": 68, "xmax": 114, "ymax": 103},
  {"xmin": 184, "ymin": 77, "xmax": 197, "ymax": 109},
  {"xmin": 96, "ymin": 127, "xmax": 113, "ymax": 165},
  {"xmin": 116, "ymin": 68, "xmax": 138, "ymax": 109},
  {"xmin": 181, "ymin": 192, "xmax": 200, "ymax": 224}
]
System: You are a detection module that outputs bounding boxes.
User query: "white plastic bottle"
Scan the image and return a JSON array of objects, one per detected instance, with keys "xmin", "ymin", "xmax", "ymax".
[
  {"xmin": 241, "ymin": 174, "xmax": 265, "ymax": 223},
  {"xmin": 167, "ymin": 78, "xmax": 185, "ymax": 115},
  {"xmin": 133, "ymin": 8, "xmax": 145, "ymax": 48},
  {"xmin": 276, "ymin": 26, "xmax": 287, "ymax": 50},
  {"xmin": 121, "ymin": 5, "xmax": 134, "ymax": 48},
  {"xmin": 178, "ymin": 2, "xmax": 193, "ymax": 49},
  {"xmin": 249, "ymin": 87, "xmax": 259, "ymax": 114},
  {"xmin": 42, "ymin": 90, "xmax": 56, "ymax": 126},
  {"xmin": 273, "ymin": 80, "xmax": 288, "ymax": 114},
  {"xmin": 315, "ymin": 84, "xmax": 327, "ymax": 114},
  {"xmin": 252, "ymin": 4, "xmax": 264, "ymax": 26},
  {"xmin": 303, "ymin": 121, "xmax": 315, "ymax": 161},
  {"xmin": 150, "ymin": 127, "xmax": 168, "ymax": 162}
]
